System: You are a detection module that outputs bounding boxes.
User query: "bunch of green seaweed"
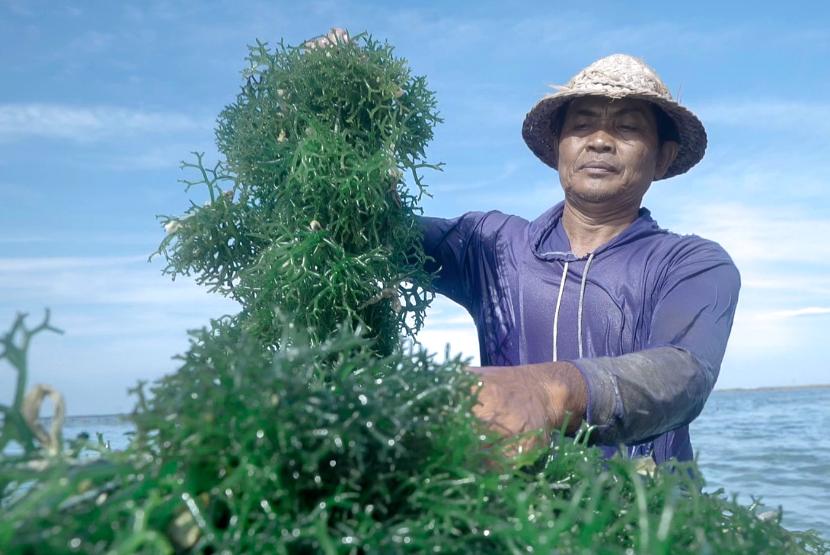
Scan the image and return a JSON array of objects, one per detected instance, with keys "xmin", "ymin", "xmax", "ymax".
[{"xmin": 1, "ymin": 34, "xmax": 827, "ymax": 554}]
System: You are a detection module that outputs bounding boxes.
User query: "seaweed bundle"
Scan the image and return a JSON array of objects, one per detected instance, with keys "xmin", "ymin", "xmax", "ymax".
[{"xmin": 1, "ymin": 33, "xmax": 827, "ymax": 554}]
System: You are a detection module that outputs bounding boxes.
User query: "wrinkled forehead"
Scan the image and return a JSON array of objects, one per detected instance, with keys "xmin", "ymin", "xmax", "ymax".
[{"xmin": 564, "ymin": 96, "xmax": 657, "ymax": 121}]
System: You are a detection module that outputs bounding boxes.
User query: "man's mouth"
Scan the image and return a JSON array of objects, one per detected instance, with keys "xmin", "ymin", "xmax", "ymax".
[{"xmin": 579, "ymin": 161, "xmax": 619, "ymax": 174}]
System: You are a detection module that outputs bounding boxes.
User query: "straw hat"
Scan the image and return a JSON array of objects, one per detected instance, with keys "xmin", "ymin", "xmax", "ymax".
[{"xmin": 521, "ymin": 54, "xmax": 707, "ymax": 180}]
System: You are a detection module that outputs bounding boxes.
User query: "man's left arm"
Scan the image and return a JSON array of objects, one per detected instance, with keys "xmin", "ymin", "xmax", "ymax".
[
  {"xmin": 472, "ymin": 239, "xmax": 741, "ymax": 446},
  {"xmin": 569, "ymin": 240, "xmax": 740, "ymax": 445}
]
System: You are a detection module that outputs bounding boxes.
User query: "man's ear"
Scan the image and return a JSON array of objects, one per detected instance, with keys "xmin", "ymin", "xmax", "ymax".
[{"xmin": 654, "ymin": 140, "xmax": 679, "ymax": 179}]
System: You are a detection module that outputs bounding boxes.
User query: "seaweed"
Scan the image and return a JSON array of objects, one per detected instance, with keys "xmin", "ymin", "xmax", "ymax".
[{"xmin": 1, "ymin": 32, "xmax": 827, "ymax": 554}]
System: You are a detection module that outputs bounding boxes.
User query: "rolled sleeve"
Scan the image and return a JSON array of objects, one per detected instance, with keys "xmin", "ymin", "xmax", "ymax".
[
  {"xmin": 570, "ymin": 238, "xmax": 741, "ymax": 445},
  {"xmin": 571, "ymin": 347, "xmax": 712, "ymax": 444}
]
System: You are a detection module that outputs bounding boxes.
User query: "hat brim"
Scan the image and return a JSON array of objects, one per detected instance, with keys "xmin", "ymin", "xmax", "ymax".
[{"xmin": 521, "ymin": 88, "xmax": 707, "ymax": 180}]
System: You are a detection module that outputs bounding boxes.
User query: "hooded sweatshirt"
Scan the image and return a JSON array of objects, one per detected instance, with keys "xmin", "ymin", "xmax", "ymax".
[{"xmin": 420, "ymin": 201, "xmax": 740, "ymax": 463}]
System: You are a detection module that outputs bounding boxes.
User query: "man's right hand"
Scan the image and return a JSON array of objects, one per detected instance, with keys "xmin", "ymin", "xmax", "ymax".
[
  {"xmin": 303, "ymin": 27, "xmax": 350, "ymax": 50},
  {"xmin": 468, "ymin": 361, "xmax": 588, "ymax": 455}
]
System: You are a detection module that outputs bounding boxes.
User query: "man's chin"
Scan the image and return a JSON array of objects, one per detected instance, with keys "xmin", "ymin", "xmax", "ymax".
[{"xmin": 567, "ymin": 184, "xmax": 622, "ymax": 205}]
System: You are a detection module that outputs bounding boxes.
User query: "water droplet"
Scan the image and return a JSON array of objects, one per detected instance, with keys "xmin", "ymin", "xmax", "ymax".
[
  {"xmin": 318, "ymin": 501, "xmax": 326, "ymax": 510},
  {"xmin": 387, "ymin": 438, "xmax": 395, "ymax": 447},
  {"xmin": 358, "ymin": 394, "xmax": 368, "ymax": 405},
  {"xmin": 190, "ymin": 392, "xmax": 199, "ymax": 399},
  {"xmin": 69, "ymin": 538, "xmax": 81, "ymax": 549},
  {"xmin": 329, "ymin": 459, "xmax": 337, "ymax": 467},
  {"xmin": 292, "ymin": 471, "xmax": 299, "ymax": 480},
  {"xmin": 483, "ymin": 529, "xmax": 490, "ymax": 537},
  {"xmin": 342, "ymin": 536, "xmax": 355, "ymax": 544},
  {"xmin": 291, "ymin": 528, "xmax": 300, "ymax": 538},
  {"xmin": 314, "ymin": 474, "xmax": 322, "ymax": 485},
  {"xmin": 334, "ymin": 436, "xmax": 343, "ymax": 448},
  {"xmin": 375, "ymin": 378, "xmax": 383, "ymax": 385},
  {"xmin": 256, "ymin": 429, "xmax": 264, "ymax": 439},
  {"xmin": 366, "ymin": 421, "xmax": 373, "ymax": 429}
]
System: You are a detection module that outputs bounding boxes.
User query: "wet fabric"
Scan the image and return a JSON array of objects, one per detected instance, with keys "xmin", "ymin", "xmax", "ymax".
[{"xmin": 420, "ymin": 201, "xmax": 740, "ymax": 463}]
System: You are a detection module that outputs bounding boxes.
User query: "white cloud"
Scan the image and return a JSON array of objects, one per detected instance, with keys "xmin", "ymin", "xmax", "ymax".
[
  {"xmin": 659, "ymin": 201, "xmax": 829, "ymax": 372},
  {"xmin": 432, "ymin": 160, "xmax": 523, "ymax": 194},
  {"xmin": 725, "ymin": 306, "xmax": 830, "ymax": 357},
  {"xmin": 417, "ymin": 326, "xmax": 479, "ymax": 366},
  {"xmin": 698, "ymin": 99, "xmax": 830, "ymax": 132},
  {"xmin": 417, "ymin": 296, "xmax": 479, "ymax": 364},
  {"xmin": 0, "ymin": 253, "xmax": 240, "ymax": 414},
  {"xmin": 742, "ymin": 275, "xmax": 830, "ymax": 297},
  {"xmin": 667, "ymin": 202, "xmax": 830, "ymax": 267},
  {"xmin": 0, "ymin": 255, "xmax": 239, "ymax": 309},
  {"xmin": 757, "ymin": 307, "xmax": 830, "ymax": 320},
  {"xmin": 0, "ymin": 232, "xmax": 154, "ymax": 245},
  {"xmin": 0, "ymin": 255, "xmax": 145, "ymax": 272},
  {"xmin": 103, "ymin": 144, "xmax": 214, "ymax": 171},
  {"xmin": 0, "ymin": 104, "xmax": 208, "ymax": 142}
]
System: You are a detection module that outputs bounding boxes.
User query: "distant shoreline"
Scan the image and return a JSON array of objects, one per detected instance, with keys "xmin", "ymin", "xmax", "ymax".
[
  {"xmin": 18, "ymin": 384, "xmax": 830, "ymax": 421},
  {"xmin": 714, "ymin": 383, "xmax": 830, "ymax": 393}
]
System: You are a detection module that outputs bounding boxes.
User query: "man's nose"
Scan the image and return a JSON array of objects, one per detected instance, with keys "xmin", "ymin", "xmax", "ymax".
[{"xmin": 586, "ymin": 129, "xmax": 615, "ymax": 153}]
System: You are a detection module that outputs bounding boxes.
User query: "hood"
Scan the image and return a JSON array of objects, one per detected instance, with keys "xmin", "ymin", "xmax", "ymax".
[{"xmin": 528, "ymin": 201, "xmax": 665, "ymax": 262}]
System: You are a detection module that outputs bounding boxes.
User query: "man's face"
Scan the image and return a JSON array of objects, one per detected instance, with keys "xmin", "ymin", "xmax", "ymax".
[{"xmin": 556, "ymin": 96, "xmax": 675, "ymax": 208}]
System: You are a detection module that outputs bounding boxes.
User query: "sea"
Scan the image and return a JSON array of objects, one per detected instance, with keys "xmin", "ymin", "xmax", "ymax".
[{"xmin": 12, "ymin": 386, "xmax": 830, "ymax": 539}]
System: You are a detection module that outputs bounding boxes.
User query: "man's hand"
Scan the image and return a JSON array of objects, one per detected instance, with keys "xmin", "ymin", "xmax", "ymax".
[
  {"xmin": 303, "ymin": 27, "xmax": 350, "ymax": 50},
  {"xmin": 469, "ymin": 361, "xmax": 588, "ymax": 453}
]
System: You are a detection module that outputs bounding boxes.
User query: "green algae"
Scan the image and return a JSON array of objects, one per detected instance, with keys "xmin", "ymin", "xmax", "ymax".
[{"xmin": 1, "ymin": 33, "xmax": 828, "ymax": 554}]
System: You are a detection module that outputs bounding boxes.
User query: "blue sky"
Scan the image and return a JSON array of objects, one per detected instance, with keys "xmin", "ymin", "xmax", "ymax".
[{"xmin": 1, "ymin": 1, "xmax": 829, "ymax": 415}]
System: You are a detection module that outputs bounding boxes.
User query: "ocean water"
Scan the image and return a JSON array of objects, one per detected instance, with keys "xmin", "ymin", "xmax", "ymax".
[
  {"xmin": 690, "ymin": 386, "xmax": 830, "ymax": 538},
  {"xmin": 19, "ymin": 387, "xmax": 830, "ymax": 540}
]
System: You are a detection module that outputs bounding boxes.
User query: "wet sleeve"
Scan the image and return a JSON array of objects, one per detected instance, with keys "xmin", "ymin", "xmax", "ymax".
[
  {"xmin": 570, "ymin": 239, "xmax": 741, "ymax": 445},
  {"xmin": 418, "ymin": 212, "xmax": 499, "ymax": 312}
]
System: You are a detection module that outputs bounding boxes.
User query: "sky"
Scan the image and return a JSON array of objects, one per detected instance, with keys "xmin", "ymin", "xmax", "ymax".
[{"xmin": 1, "ymin": 0, "xmax": 829, "ymax": 415}]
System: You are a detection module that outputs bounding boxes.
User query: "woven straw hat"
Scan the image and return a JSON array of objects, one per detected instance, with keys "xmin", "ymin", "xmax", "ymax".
[{"xmin": 522, "ymin": 54, "xmax": 707, "ymax": 180}]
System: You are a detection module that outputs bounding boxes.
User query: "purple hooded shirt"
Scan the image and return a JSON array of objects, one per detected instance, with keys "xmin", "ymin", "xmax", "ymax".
[{"xmin": 420, "ymin": 201, "xmax": 740, "ymax": 463}]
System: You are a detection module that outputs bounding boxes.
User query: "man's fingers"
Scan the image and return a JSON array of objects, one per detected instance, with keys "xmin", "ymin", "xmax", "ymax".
[
  {"xmin": 328, "ymin": 27, "xmax": 350, "ymax": 43},
  {"xmin": 303, "ymin": 27, "xmax": 350, "ymax": 50}
]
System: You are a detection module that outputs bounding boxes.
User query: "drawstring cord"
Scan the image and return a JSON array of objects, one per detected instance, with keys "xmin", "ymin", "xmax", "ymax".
[
  {"xmin": 576, "ymin": 252, "xmax": 595, "ymax": 359},
  {"xmin": 552, "ymin": 253, "xmax": 595, "ymax": 361},
  {"xmin": 551, "ymin": 261, "xmax": 569, "ymax": 361}
]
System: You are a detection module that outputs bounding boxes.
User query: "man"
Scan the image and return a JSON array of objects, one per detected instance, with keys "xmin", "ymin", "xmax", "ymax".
[{"xmin": 420, "ymin": 54, "xmax": 740, "ymax": 463}]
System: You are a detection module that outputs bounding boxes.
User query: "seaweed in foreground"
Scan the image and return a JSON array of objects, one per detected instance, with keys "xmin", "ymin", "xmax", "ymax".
[
  {"xmin": 1, "ymin": 32, "xmax": 828, "ymax": 554},
  {"xmin": 1, "ymin": 313, "xmax": 828, "ymax": 554}
]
